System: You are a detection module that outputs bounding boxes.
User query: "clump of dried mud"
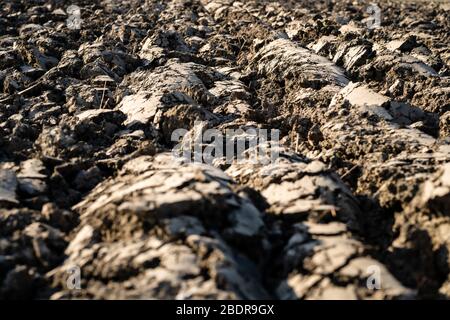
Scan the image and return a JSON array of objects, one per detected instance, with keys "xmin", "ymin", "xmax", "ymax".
[{"xmin": 0, "ymin": 0, "xmax": 449, "ymax": 300}]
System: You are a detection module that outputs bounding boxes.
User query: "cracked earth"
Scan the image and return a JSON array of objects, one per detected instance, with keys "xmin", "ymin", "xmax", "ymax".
[{"xmin": 0, "ymin": 0, "xmax": 449, "ymax": 299}]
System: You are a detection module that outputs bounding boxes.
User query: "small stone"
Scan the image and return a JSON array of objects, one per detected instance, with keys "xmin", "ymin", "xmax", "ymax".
[{"xmin": 0, "ymin": 170, "xmax": 19, "ymax": 206}]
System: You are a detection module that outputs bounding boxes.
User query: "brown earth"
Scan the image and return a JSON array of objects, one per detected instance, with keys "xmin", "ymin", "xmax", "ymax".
[{"xmin": 0, "ymin": 0, "xmax": 449, "ymax": 299}]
